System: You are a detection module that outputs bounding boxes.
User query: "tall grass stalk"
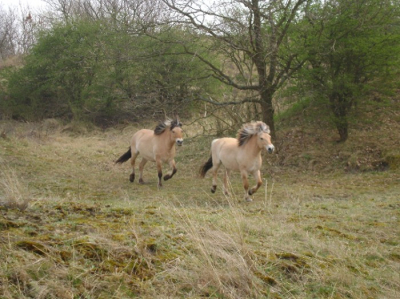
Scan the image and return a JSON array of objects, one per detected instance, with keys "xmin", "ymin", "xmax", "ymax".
[{"xmin": 0, "ymin": 167, "xmax": 31, "ymax": 210}]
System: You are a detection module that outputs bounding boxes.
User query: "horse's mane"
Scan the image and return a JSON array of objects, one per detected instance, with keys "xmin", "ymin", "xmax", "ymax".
[
  {"xmin": 154, "ymin": 118, "xmax": 182, "ymax": 135},
  {"xmin": 237, "ymin": 121, "xmax": 270, "ymax": 146}
]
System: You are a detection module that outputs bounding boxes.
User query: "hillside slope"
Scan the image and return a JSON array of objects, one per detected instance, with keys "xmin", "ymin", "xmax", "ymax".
[{"xmin": 271, "ymin": 93, "xmax": 400, "ymax": 174}]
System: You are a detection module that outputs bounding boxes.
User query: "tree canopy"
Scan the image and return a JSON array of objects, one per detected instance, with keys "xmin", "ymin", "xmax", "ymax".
[
  {"xmin": 298, "ymin": 0, "xmax": 400, "ymax": 141},
  {"xmin": 1, "ymin": 0, "xmax": 399, "ymax": 139}
]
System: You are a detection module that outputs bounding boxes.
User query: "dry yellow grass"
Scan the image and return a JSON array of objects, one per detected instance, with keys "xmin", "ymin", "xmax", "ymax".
[{"xmin": 0, "ymin": 119, "xmax": 399, "ymax": 298}]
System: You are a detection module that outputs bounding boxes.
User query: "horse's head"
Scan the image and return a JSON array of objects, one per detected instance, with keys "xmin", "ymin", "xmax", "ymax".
[
  {"xmin": 170, "ymin": 119, "xmax": 183, "ymax": 146},
  {"xmin": 238, "ymin": 121, "xmax": 275, "ymax": 153},
  {"xmin": 256, "ymin": 123, "xmax": 275, "ymax": 154},
  {"xmin": 258, "ymin": 131, "xmax": 274, "ymax": 153}
]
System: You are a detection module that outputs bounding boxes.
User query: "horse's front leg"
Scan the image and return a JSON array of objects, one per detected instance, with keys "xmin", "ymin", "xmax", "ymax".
[
  {"xmin": 163, "ymin": 159, "xmax": 177, "ymax": 181},
  {"xmin": 240, "ymin": 170, "xmax": 252, "ymax": 202},
  {"xmin": 248, "ymin": 170, "xmax": 263, "ymax": 197}
]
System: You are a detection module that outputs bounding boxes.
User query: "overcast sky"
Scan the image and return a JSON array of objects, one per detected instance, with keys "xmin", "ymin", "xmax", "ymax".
[{"xmin": 0, "ymin": 0, "xmax": 47, "ymax": 10}]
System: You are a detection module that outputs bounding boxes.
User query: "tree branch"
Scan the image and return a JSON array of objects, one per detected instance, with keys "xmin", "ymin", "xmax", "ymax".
[{"xmin": 196, "ymin": 95, "xmax": 262, "ymax": 106}]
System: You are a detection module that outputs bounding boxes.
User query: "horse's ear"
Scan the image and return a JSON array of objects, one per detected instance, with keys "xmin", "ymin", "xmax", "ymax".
[{"xmin": 175, "ymin": 115, "xmax": 182, "ymax": 127}]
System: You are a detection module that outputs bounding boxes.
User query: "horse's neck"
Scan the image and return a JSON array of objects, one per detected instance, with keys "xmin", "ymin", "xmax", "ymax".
[
  {"xmin": 242, "ymin": 136, "xmax": 261, "ymax": 157},
  {"xmin": 158, "ymin": 132, "xmax": 175, "ymax": 149}
]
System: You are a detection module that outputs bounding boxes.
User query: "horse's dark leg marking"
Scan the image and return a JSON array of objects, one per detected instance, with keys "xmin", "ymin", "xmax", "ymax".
[
  {"xmin": 249, "ymin": 181, "xmax": 262, "ymax": 195},
  {"xmin": 164, "ymin": 168, "xmax": 177, "ymax": 181},
  {"xmin": 211, "ymin": 185, "xmax": 217, "ymax": 193},
  {"xmin": 211, "ymin": 160, "xmax": 220, "ymax": 194},
  {"xmin": 129, "ymin": 151, "xmax": 139, "ymax": 183},
  {"xmin": 156, "ymin": 159, "xmax": 163, "ymax": 187},
  {"xmin": 164, "ymin": 160, "xmax": 177, "ymax": 181},
  {"xmin": 158, "ymin": 171, "xmax": 163, "ymax": 187}
]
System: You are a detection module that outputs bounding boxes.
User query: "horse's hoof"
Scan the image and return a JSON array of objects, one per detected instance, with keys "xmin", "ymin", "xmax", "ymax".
[
  {"xmin": 211, "ymin": 186, "xmax": 217, "ymax": 193},
  {"xmin": 139, "ymin": 178, "xmax": 145, "ymax": 184},
  {"xmin": 163, "ymin": 175, "xmax": 170, "ymax": 181},
  {"xmin": 129, "ymin": 174, "xmax": 135, "ymax": 182},
  {"xmin": 245, "ymin": 197, "xmax": 253, "ymax": 202}
]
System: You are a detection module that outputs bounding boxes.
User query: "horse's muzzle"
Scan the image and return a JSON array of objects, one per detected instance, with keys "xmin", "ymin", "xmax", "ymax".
[
  {"xmin": 267, "ymin": 145, "xmax": 275, "ymax": 153},
  {"xmin": 176, "ymin": 139, "xmax": 183, "ymax": 146}
]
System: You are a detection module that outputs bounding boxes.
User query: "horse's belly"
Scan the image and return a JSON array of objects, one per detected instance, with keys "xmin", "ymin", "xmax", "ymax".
[
  {"xmin": 220, "ymin": 157, "xmax": 240, "ymax": 171},
  {"xmin": 218, "ymin": 152, "xmax": 241, "ymax": 171},
  {"xmin": 219, "ymin": 146, "xmax": 261, "ymax": 173},
  {"xmin": 139, "ymin": 147, "xmax": 173, "ymax": 163},
  {"xmin": 222, "ymin": 158, "xmax": 260, "ymax": 172},
  {"xmin": 133, "ymin": 142, "xmax": 154, "ymax": 161},
  {"xmin": 141, "ymin": 151, "xmax": 156, "ymax": 162},
  {"xmin": 213, "ymin": 138, "xmax": 240, "ymax": 170}
]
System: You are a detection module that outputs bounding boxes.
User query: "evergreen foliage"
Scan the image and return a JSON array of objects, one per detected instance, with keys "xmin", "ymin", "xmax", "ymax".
[{"xmin": 1, "ymin": 19, "xmax": 218, "ymax": 124}]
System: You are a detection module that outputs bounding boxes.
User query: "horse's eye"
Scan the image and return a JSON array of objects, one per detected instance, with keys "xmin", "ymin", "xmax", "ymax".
[{"xmin": 260, "ymin": 137, "xmax": 264, "ymax": 140}]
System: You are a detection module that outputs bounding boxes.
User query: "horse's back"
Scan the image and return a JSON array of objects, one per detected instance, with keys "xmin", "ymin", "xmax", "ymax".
[
  {"xmin": 131, "ymin": 129, "xmax": 153, "ymax": 144},
  {"xmin": 211, "ymin": 137, "xmax": 237, "ymax": 151},
  {"xmin": 211, "ymin": 137, "xmax": 241, "ymax": 170},
  {"xmin": 131, "ymin": 129, "xmax": 155, "ymax": 158}
]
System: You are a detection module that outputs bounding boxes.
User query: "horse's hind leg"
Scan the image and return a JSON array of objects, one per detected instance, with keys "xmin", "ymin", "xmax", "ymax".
[
  {"xmin": 211, "ymin": 162, "xmax": 221, "ymax": 193},
  {"xmin": 138, "ymin": 158, "xmax": 148, "ymax": 184},
  {"xmin": 223, "ymin": 169, "xmax": 230, "ymax": 196},
  {"xmin": 129, "ymin": 152, "xmax": 139, "ymax": 182},
  {"xmin": 164, "ymin": 159, "xmax": 177, "ymax": 181}
]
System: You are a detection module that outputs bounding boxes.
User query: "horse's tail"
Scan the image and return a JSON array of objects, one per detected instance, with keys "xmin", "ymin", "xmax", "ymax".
[
  {"xmin": 116, "ymin": 147, "xmax": 132, "ymax": 164},
  {"xmin": 200, "ymin": 156, "xmax": 213, "ymax": 178}
]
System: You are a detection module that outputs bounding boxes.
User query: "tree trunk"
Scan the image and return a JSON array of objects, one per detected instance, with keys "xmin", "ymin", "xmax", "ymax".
[
  {"xmin": 330, "ymin": 93, "xmax": 350, "ymax": 142},
  {"xmin": 260, "ymin": 90, "xmax": 276, "ymax": 140},
  {"xmin": 252, "ymin": 0, "xmax": 276, "ymax": 140},
  {"xmin": 337, "ymin": 122, "xmax": 348, "ymax": 142},
  {"xmin": 332, "ymin": 112, "xmax": 349, "ymax": 142}
]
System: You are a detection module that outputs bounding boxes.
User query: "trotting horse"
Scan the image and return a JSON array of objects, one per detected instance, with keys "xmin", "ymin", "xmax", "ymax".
[
  {"xmin": 200, "ymin": 121, "xmax": 274, "ymax": 202},
  {"xmin": 116, "ymin": 118, "xmax": 183, "ymax": 187}
]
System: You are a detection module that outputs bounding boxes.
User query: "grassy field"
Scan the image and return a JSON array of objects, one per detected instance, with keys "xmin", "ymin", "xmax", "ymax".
[{"xmin": 0, "ymin": 119, "xmax": 399, "ymax": 298}]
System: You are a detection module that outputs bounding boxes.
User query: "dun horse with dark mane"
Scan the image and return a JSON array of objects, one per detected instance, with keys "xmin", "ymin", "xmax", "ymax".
[
  {"xmin": 200, "ymin": 121, "xmax": 274, "ymax": 201},
  {"xmin": 116, "ymin": 118, "xmax": 183, "ymax": 187}
]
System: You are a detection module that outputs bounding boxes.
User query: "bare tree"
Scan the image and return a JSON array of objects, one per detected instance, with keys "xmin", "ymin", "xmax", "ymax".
[
  {"xmin": 161, "ymin": 0, "xmax": 308, "ymax": 138},
  {"xmin": 0, "ymin": 6, "xmax": 18, "ymax": 60},
  {"xmin": 42, "ymin": 0, "xmax": 167, "ymax": 25},
  {"xmin": 0, "ymin": 2, "xmax": 51, "ymax": 60}
]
